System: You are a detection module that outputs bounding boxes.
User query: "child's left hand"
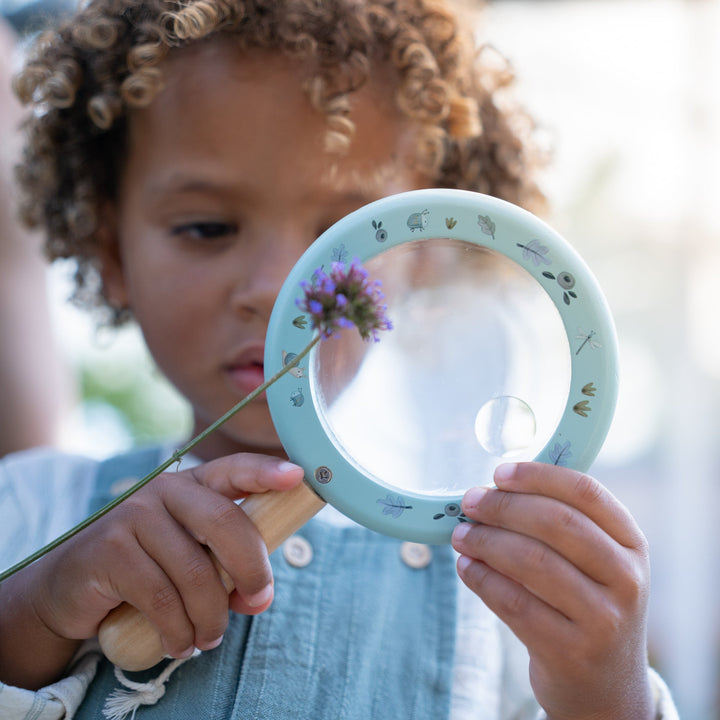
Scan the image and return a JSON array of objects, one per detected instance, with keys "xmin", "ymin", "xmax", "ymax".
[{"xmin": 451, "ymin": 462, "xmax": 654, "ymax": 720}]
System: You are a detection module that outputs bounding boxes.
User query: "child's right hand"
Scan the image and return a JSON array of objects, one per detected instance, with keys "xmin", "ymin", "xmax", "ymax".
[{"xmin": 0, "ymin": 453, "xmax": 304, "ymax": 690}]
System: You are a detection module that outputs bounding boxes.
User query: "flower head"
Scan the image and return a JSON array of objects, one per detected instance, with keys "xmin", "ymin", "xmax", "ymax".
[{"xmin": 296, "ymin": 258, "xmax": 393, "ymax": 341}]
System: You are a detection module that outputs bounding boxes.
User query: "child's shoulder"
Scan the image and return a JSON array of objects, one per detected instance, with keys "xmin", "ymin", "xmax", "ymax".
[
  {"xmin": 0, "ymin": 444, "xmax": 168, "ymax": 571},
  {"xmin": 0, "ymin": 446, "xmax": 101, "ymax": 570},
  {"xmin": 0, "ymin": 444, "xmax": 100, "ymax": 488},
  {"xmin": 0, "ymin": 443, "xmax": 171, "ymax": 485}
]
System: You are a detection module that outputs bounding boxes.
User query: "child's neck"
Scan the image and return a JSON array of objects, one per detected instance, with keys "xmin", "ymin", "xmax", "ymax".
[{"xmin": 186, "ymin": 420, "xmax": 287, "ymax": 463}]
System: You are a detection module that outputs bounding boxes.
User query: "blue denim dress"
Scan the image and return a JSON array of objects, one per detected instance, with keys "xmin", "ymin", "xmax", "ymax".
[{"xmin": 75, "ymin": 448, "xmax": 458, "ymax": 720}]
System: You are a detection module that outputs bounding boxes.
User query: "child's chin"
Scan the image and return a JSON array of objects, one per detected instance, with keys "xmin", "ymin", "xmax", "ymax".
[{"xmin": 230, "ymin": 418, "xmax": 283, "ymax": 452}]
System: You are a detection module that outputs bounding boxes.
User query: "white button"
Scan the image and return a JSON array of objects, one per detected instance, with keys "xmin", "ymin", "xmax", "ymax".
[
  {"xmin": 400, "ymin": 542, "xmax": 432, "ymax": 569},
  {"xmin": 283, "ymin": 535, "xmax": 313, "ymax": 568},
  {"xmin": 110, "ymin": 477, "xmax": 139, "ymax": 497}
]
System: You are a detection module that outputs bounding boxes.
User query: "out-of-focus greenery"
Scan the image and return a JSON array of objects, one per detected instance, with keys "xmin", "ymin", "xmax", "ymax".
[
  {"xmin": 79, "ymin": 353, "xmax": 191, "ymax": 447},
  {"xmin": 51, "ymin": 294, "xmax": 192, "ymax": 455}
]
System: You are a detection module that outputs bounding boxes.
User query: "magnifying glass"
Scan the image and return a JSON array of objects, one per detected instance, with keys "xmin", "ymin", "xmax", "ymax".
[
  {"xmin": 99, "ymin": 188, "xmax": 618, "ymax": 669},
  {"xmin": 266, "ymin": 188, "xmax": 618, "ymax": 543}
]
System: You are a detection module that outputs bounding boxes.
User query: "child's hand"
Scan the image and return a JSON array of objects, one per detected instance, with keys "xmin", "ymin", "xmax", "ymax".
[
  {"xmin": 451, "ymin": 462, "xmax": 654, "ymax": 720},
  {"xmin": 0, "ymin": 453, "xmax": 303, "ymax": 689}
]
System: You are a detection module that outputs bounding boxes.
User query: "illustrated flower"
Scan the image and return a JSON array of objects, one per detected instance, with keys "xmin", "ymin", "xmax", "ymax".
[
  {"xmin": 0, "ymin": 259, "xmax": 391, "ymax": 582},
  {"xmin": 296, "ymin": 258, "xmax": 392, "ymax": 341}
]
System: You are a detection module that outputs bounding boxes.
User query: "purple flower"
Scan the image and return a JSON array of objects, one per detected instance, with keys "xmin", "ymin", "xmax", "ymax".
[{"xmin": 296, "ymin": 258, "xmax": 393, "ymax": 341}]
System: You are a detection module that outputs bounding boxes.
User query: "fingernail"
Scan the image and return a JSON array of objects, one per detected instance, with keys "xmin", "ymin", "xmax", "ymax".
[
  {"xmin": 277, "ymin": 461, "xmax": 302, "ymax": 474},
  {"xmin": 457, "ymin": 555, "xmax": 472, "ymax": 574},
  {"xmin": 493, "ymin": 462, "xmax": 517, "ymax": 485},
  {"xmin": 452, "ymin": 522, "xmax": 471, "ymax": 544},
  {"xmin": 463, "ymin": 486, "xmax": 488, "ymax": 510},
  {"xmin": 201, "ymin": 635, "xmax": 224, "ymax": 651},
  {"xmin": 177, "ymin": 646, "xmax": 195, "ymax": 659},
  {"xmin": 245, "ymin": 583, "xmax": 273, "ymax": 607}
]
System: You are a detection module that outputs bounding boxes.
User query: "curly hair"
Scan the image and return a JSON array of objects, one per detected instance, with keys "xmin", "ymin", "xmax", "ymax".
[{"xmin": 13, "ymin": 0, "xmax": 546, "ymax": 318}]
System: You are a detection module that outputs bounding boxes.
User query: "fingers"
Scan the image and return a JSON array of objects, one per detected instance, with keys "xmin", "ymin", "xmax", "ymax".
[
  {"xmin": 492, "ymin": 462, "xmax": 647, "ymax": 551},
  {"xmin": 98, "ymin": 529, "xmax": 202, "ymax": 658},
  {"xmin": 456, "ymin": 493, "xmax": 636, "ymax": 592},
  {"xmin": 99, "ymin": 453, "xmax": 303, "ymax": 657},
  {"xmin": 22, "ymin": 452, "xmax": 303, "ymax": 662},
  {"xmin": 451, "ymin": 460, "xmax": 651, "ymax": 639},
  {"xmin": 129, "ymin": 504, "xmax": 238, "ymax": 654},
  {"xmin": 454, "ymin": 551, "xmax": 576, "ymax": 653},
  {"xmin": 130, "ymin": 454, "xmax": 303, "ymax": 653},
  {"xmin": 160, "ymin": 475, "xmax": 275, "ymax": 601},
  {"xmin": 453, "ymin": 520, "xmax": 606, "ymax": 623},
  {"xmin": 187, "ymin": 453, "xmax": 304, "ymax": 500}
]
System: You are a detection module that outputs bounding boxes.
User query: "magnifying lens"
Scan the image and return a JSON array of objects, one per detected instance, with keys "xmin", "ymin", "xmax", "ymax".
[{"xmin": 99, "ymin": 188, "xmax": 618, "ymax": 670}]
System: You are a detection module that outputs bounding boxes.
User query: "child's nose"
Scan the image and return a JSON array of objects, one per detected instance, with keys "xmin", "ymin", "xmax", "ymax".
[{"xmin": 231, "ymin": 231, "xmax": 309, "ymax": 320}]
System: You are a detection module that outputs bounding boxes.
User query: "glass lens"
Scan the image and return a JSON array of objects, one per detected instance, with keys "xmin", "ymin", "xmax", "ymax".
[{"xmin": 311, "ymin": 239, "xmax": 571, "ymax": 495}]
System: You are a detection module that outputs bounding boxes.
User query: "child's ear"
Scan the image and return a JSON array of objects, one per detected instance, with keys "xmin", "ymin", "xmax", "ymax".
[{"xmin": 96, "ymin": 203, "xmax": 130, "ymax": 311}]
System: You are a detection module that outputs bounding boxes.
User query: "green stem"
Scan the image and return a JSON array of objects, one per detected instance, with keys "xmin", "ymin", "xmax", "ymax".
[{"xmin": 0, "ymin": 333, "xmax": 321, "ymax": 584}]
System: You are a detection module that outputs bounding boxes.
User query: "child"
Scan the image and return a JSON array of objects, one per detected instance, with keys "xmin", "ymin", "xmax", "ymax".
[{"xmin": 0, "ymin": 0, "xmax": 677, "ymax": 718}]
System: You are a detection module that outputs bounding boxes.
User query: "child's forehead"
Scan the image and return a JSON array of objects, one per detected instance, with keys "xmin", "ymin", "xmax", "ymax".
[
  {"xmin": 159, "ymin": 39, "xmax": 400, "ymax": 106},
  {"xmin": 136, "ymin": 41, "xmax": 404, "ymax": 139},
  {"xmin": 162, "ymin": 39, "xmax": 289, "ymax": 82},
  {"xmin": 122, "ymin": 40, "xmax": 426, "ymax": 200}
]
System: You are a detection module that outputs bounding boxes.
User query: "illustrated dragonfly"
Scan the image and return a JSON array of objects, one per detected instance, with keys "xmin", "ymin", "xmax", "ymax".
[{"xmin": 575, "ymin": 328, "xmax": 602, "ymax": 356}]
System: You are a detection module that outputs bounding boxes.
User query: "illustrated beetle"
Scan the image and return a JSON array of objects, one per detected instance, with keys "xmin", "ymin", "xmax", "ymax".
[{"xmin": 406, "ymin": 209, "xmax": 429, "ymax": 232}]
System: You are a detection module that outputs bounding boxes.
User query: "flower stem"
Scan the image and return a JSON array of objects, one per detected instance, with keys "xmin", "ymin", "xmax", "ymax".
[{"xmin": 0, "ymin": 333, "xmax": 321, "ymax": 583}]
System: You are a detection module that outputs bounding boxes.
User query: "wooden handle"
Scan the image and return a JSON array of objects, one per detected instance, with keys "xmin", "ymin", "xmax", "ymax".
[{"xmin": 97, "ymin": 482, "xmax": 326, "ymax": 671}]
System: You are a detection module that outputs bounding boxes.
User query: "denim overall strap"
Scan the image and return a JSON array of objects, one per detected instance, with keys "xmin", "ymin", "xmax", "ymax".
[
  {"xmin": 78, "ymin": 450, "xmax": 458, "ymax": 720},
  {"xmin": 87, "ymin": 445, "xmax": 167, "ymax": 514}
]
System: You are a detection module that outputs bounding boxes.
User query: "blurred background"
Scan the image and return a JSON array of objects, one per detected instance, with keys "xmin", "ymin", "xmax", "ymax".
[
  {"xmin": 479, "ymin": 3, "xmax": 720, "ymax": 719},
  {"xmin": 2, "ymin": 0, "xmax": 718, "ymax": 717}
]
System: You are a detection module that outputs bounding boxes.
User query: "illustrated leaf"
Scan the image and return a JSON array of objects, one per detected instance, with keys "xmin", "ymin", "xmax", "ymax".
[
  {"xmin": 549, "ymin": 441, "xmax": 572, "ymax": 466},
  {"xmin": 376, "ymin": 494, "xmax": 413, "ymax": 519},
  {"xmin": 292, "ymin": 315, "xmax": 308, "ymax": 329},
  {"xmin": 518, "ymin": 239, "xmax": 551, "ymax": 266},
  {"xmin": 573, "ymin": 400, "xmax": 591, "ymax": 417},
  {"xmin": 582, "ymin": 382, "xmax": 597, "ymax": 397},
  {"xmin": 332, "ymin": 244, "xmax": 349, "ymax": 264},
  {"xmin": 446, "ymin": 217, "xmax": 457, "ymax": 229},
  {"xmin": 477, "ymin": 214, "xmax": 495, "ymax": 238}
]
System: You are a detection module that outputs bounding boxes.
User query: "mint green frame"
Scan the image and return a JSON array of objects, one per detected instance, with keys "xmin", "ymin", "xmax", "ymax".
[{"xmin": 265, "ymin": 189, "xmax": 618, "ymax": 544}]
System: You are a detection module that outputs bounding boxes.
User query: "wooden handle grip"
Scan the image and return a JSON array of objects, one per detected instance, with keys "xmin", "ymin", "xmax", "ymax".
[{"xmin": 97, "ymin": 482, "xmax": 326, "ymax": 671}]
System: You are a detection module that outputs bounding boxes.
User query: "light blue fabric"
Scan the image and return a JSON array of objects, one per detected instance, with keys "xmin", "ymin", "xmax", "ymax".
[
  {"xmin": 0, "ymin": 448, "xmax": 97, "ymax": 575},
  {"xmin": 75, "ymin": 448, "xmax": 458, "ymax": 719}
]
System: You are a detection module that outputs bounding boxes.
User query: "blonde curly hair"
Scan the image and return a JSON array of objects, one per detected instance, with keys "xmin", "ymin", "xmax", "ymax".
[{"xmin": 14, "ymin": 0, "xmax": 546, "ymax": 319}]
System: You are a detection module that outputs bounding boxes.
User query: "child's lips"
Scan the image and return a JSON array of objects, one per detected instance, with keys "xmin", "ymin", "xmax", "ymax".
[
  {"xmin": 226, "ymin": 361, "xmax": 266, "ymax": 397},
  {"xmin": 225, "ymin": 345, "xmax": 267, "ymax": 396}
]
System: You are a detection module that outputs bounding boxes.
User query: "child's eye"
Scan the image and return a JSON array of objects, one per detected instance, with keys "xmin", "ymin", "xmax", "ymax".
[{"xmin": 170, "ymin": 221, "xmax": 238, "ymax": 240}]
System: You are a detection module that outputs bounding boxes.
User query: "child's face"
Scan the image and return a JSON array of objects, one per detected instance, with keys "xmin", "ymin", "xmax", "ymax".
[{"xmin": 101, "ymin": 41, "xmax": 428, "ymax": 459}]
